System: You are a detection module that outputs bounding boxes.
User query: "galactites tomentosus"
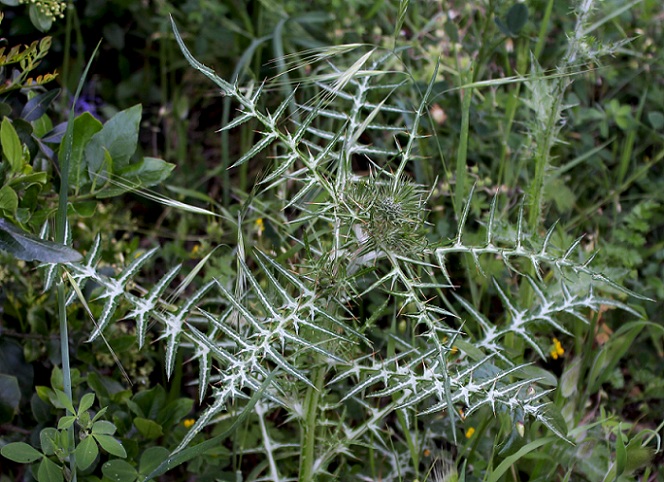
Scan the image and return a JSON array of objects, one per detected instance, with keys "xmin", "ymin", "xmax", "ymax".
[{"xmin": 348, "ymin": 175, "xmax": 429, "ymax": 257}]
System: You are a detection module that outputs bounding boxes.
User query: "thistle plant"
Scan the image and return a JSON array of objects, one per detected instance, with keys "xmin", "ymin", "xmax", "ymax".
[
  {"xmin": 2, "ymin": 0, "xmax": 657, "ymax": 480},
  {"xmin": 523, "ymin": 0, "xmax": 634, "ymax": 230}
]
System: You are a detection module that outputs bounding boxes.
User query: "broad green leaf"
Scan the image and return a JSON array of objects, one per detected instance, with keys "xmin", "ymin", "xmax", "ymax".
[
  {"xmin": 102, "ymin": 460, "xmax": 138, "ymax": 482},
  {"xmin": 647, "ymin": 111, "xmax": 664, "ymax": 130},
  {"xmin": 85, "ymin": 104, "xmax": 141, "ymax": 177},
  {"xmin": 57, "ymin": 429, "xmax": 70, "ymax": 454},
  {"xmin": 78, "ymin": 392, "xmax": 96, "ymax": 414},
  {"xmin": 75, "ymin": 436, "xmax": 99, "ymax": 471},
  {"xmin": 71, "ymin": 201, "xmax": 97, "ymax": 217},
  {"xmin": 64, "ymin": 112, "xmax": 102, "ymax": 190},
  {"xmin": 92, "ymin": 420, "xmax": 117, "ymax": 435},
  {"xmin": 91, "ymin": 406, "xmax": 109, "ymax": 423},
  {"xmin": 157, "ymin": 397, "xmax": 194, "ymax": 427},
  {"xmin": 11, "ymin": 171, "xmax": 48, "ymax": 187},
  {"xmin": 28, "ymin": 3, "xmax": 53, "ymax": 32},
  {"xmin": 506, "ymin": 3, "xmax": 528, "ymax": 35},
  {"xmin": 133, "ymin": 417, "xmax": 163, "ymax": 439},
  {"xmin": 29, "ymin": 109, "xmax": 52, "ymax": 138},
  {"xmin": 93, "ymin": 434, "xmax": 126, "ymax": 458},
  {"xmin": 0, "ymin": 185, "xmax": 18, "ymax": 214},
  {"xmin": 36, "ymin": 386, "xmax": 55, "ymax": 405},
  {"xmin": 37, "ymin": 457, "xmax": 64, "ymax": 482},
  {"xmin": 54, "ymin": 389, "xmax": 76, "ymax": 414},
  {"xmin": 1, "ymin": 117, "xmax": 23, "ymax": 173},
  {"xmin": 21, "ymin": 89, "xmax": 60, "ymax": 121},
  {"xmin": 0, "ymin": 217, "xmax": 83, "ymax": 263},
  {"xmin": 1, "ymin": 442, "xmax": 43, "ymax": 463},
  {"xmin": 0, "ymin": 373, "xmax": 20, "ymax": 423},
  {"xmin": 131, "ymin": 385, "xmax": 166, "ymax": 420},
  {"xmin": 138, "ymin": 447, "xmax": 169, "ymax": 477},
  {"xmin": 78, "ymin": 409, "xmax": 91, "ymax": 428},
  {"xmin": 38, "ymin": 457, "xmax": 64, "ymax": 482},
  {"xmin": 56, "ymin": 415, "xmax": 76, "ymax": 430},
  {"xmin": 40, "ymin": 427, "xmax": 58, "ymax": 456},
  {"xmin": 95, "ymin": 157, "xmax": 175, "ymax": 199},
  {"xmin": 127, "ymin": 157, "xmax": 175, "ymax": 186},
  {"xmin": 561, "ymin": 358, "xmax": 582, "ymax": 398}
]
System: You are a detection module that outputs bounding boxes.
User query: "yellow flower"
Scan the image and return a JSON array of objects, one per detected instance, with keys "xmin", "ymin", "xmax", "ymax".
[
  {"xmin": 255, "ymin": 218, "xmax": 264, "ymax": 237},
  {"xmin": 465, "ymin": 427, "xmax": 475, "ymax": 439},
  {"xmin": 550, "ymin": 337, "xmax": 565, "ymax": 360},
  {"xmin": 190, "ymin": 244, "xmax": 200, "ymax": 256},
  {"xmin": 183, "ymin": 418, "xmax": 195, "ymax": 428}
]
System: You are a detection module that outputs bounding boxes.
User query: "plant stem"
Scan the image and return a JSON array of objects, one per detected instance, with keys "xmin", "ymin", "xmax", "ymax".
[
  {"xmin": 57, "ymin": 281, "xmax": 76, "ymax": 480},
  {"xmin": 299, "ymin": 365, "xmax": 325, "ymax": 482},
  {"xmin": 534, "ymin": 0, "xmax": 555, "ymax": 60},
  {"xmin": 54, "ymin": 38, "xmax": 101, "ymax": 482},
  {"xmin": 454, "ymin": 67, "xmax": 473, "ymax": 218}
]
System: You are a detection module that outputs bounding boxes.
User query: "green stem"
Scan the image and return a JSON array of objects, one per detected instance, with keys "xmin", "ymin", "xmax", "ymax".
[
  {"xmin": 57, "ymin": 281, "xmax": 76, "ymax": 480},
  {"xmin": 299, "ymin": 365, "xmax": 325, "ymax": 482},
  {"xmin": 534, "ymin": 0, "xmax": 555, "ymax": 60},
  {"xmin": 55, "ymin": 39, "xmax": 101, "ymax": 482},
  {"xmin": 61, "ymin": 2, "xmax": 73, "ymax": 115},
  {"xmin": 388, "ymin": 305, "xmax": 419, "ymax": 477},
  {"xmin": 527, "ymin": 87, "xmax": 563, "ymax": 231},
  {"xmin": 577, "ymin": 310, "xmax": 600, "ymax": 421},
  {"xmin": 497, "ymin": 37, "xmax": 528, "ymax": 188},
  {"xmin": 454, "ymin": 68, "xmax": 473, "ymax": 218}
]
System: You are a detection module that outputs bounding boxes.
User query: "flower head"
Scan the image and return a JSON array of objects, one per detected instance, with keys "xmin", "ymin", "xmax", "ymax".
[{"xmin": 550, "ymin": 337, "xmax": 564, "ymax": 360}]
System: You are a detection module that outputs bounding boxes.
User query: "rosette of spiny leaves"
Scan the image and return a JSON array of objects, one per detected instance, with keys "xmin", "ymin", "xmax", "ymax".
[
  {"xmin": 53, "ymin": 15, "xmax": 649, "ymax": 470},
  {"xmin": 325, "ymin": 188, "xmax": 649, "ymax": 446}
]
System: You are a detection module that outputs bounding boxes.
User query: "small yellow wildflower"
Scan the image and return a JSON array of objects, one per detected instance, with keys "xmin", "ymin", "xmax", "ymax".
[
  {"xmin": 183, "ymin": 418, "xmax": 195, "ymax": 428},
  {"xmin": 190, "ymin": 244, "xmax": 200, "ymax": 256},
  {"xmin": 465, "ymin": 427, "xmax": 475, "ymax": 439},
  {"xmin": 550, "ymin": 337, "xmax": 565, "ymax": 360},
  {"xmin": 255, "ymin": 218, "xmax": 264, "ymax": 237}
]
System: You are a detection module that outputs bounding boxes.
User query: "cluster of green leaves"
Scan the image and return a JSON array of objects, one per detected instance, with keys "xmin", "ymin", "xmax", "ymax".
[
  {"xmin": 1, "ymin": 364, "xmax": 197, "ymax": 482},
  {"xmin": 66, "ymin": 105, "xmax": 174, "ymax": 199},
  {"xmin": 2, "ymin": 390, "xmax": 126, "ymax": 482}
]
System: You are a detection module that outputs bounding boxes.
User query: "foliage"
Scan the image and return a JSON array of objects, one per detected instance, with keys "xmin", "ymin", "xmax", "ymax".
[
  {"xmin": 1, "ymin": 0, "xmax": 663, "ymax": 481},
  {"xmin": 1, "ymin": 386, "xmax": 127, "ymax": 481}
]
